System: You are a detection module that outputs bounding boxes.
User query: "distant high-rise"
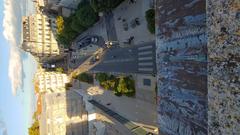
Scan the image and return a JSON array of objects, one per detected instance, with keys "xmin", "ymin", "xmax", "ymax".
[{"xmin": 21, "ymin": 14, "xmax": 61, "ymax": 61}]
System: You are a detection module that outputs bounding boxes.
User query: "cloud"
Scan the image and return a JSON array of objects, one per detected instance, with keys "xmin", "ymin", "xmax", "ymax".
[
  {"xmin": 2, "ymin": 0, "xmax": 23, "ymax": 95},
  {"xmin": 0, "ymin": 120, "xmax": 8, "ymax": 135}
]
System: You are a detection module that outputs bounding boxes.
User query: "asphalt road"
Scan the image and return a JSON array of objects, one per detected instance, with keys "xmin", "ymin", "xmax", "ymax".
[
  {"xmin": 68, "ymin": 35, "xmax": 106, "ymax": 69},
  {"xmin": 104, "ymin": 11, "xmax": 118, "ymax": 41},
  {"xmin": 90, "ymin": 42, "xmax": 156, "ymax": 75},
  {"xmin": 71, "ymin": 35, "xmax": 105, "ymax": 50}
]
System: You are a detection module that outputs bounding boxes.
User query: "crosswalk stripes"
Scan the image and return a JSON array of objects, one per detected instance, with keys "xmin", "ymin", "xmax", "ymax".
[
  {"xmin": 138, "ymin": 56, "xmax": 152, "ymax": 61},
  {"xmin": 138, "ymin": 45, "xmax": 153, "ymax": 50},
  {"xmin": 137, "ymin": 44, "xmax": 155, "ymax": 73},
  {"xmin": 138, "ymin": 51, "xmax": 152, "ymax": 56}
]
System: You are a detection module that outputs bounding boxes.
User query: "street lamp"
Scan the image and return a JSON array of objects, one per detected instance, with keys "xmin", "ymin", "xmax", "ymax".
[{"xmin": 105, "ymin": 41, "xmax": 119, "ymax": 48}]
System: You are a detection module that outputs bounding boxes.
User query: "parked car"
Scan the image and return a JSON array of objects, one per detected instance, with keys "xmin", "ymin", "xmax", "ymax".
[
  {"xmin": 72, "ymin": 55, "xmax": 77, "ymax": 59},
  {"xmin": 42, "ymin": 63, "xmax": 55, "ymax": 69},
  {"xmin": 91, "ymin": 37, "xmax": 98, "ymax": 43}
]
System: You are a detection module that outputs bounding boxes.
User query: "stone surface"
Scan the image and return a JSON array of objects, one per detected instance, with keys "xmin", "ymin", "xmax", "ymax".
[
  {"xmin": 113, "ymin": 0, "xmax": 155, "ymax": 45},
  {"xmin": 156, "ymin": 0, "xmax": 208, "ymax": 134},
  {"xmin": 207, "ymin": 0, "xmax": 240, "ymax": 134}
]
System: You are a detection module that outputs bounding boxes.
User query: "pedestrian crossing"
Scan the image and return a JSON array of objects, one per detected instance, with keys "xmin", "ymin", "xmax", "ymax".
[{"xmin": 137, "ymin": 44, "xmax": 155, "ymax": 74}]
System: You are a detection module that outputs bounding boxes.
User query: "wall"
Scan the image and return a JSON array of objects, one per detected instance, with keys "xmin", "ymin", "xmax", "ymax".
[
  {"xmin": 207, "ymin": 0, "xmax": 240, "ymax": 134},
  {"xmin": 156, "ymin": 0, "xmax": 208, "ymax": 134}
]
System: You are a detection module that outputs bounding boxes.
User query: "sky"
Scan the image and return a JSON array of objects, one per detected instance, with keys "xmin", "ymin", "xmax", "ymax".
[{"xmin": 0, "ymin": 0, "xmax": 37, "ymax": 135}]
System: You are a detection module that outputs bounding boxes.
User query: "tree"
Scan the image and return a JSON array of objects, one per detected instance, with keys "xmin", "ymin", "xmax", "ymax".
[
  {"xmin": 76, "ymin": 73, "xmax": 94, "ymax": 84},
  {"xmin": 56, "ymin": 67, "xmax": 64, "ymax": 73},
  {"xmin": 28, "ymin": 120, "xmax": 39, "ymax": 135},
  {"xmin": 56, "ymin": 16, "xmax": 64, "ymax": 34},
  {"xmin": 145, "ymin": 9, "xmax": 155, "ymax": 34},
  {"xmin": 76, "ymin": 4, "xmax": 98, "ymax": 27},
  {"xmin": 117, "ymin": 77, "xmax": 128, "ymax": 94},
  {"xmin": 90, "ymin": 0, "xmax": 124, "ymax": 12},
  {"xmin": 70, "ymin": 18, "xmax": 86, "ymax": 33},
  {"xmin": 95, "ymin": 73, "xmax": 109, "ymax": 83}
]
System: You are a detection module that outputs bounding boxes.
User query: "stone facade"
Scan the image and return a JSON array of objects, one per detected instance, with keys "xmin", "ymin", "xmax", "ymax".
[
  {"xmin": 156, "ymin": 0, "xmax": 208, "ymax": 134},
  {"xmin": 207, "ymin": 0, "xmax": 240, "ymax": 134},
  {"xmin": 22, "ymin": 14, "xmax": 61, "ymax": 61},
  {"xmin": 35, "ymin": 71, "xmax": 70, "ymax": 93},
  {"xmin": 40, "ymin": 91, "xmax": 88, "ymax": 135}
]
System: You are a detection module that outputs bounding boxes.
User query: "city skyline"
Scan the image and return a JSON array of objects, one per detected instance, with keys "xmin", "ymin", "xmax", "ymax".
[
  {"xmin": 0, "ymin": 0, "xmax": 239, "ymax": 135},
  {"xmin": 0, "ymin": 0, "xmax": 37, "ymax": 135}
]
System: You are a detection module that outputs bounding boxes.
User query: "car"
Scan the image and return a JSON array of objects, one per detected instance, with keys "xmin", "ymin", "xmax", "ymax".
[
  {"xmin": 91, "ymin": 37, "xmax": 98, "ymax": 43},
  {"xmin": 77, "ymin": 42, "xmax": 83, "ymax": 46},
  {"xmin": 50, "ymin": 64, "xmax": 55, "ymax": 68},
  {"xmin": 72, "ymin": 55, "xmax": 77, "ymax": 59}
]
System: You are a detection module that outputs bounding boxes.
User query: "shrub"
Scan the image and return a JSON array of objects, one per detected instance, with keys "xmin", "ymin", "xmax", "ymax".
[
  {"xmin": 101, "ymin": 80, "xmax": 116, "ymax": 90},
  {"xmin": 95, "ymin": 73, "xmax": 109, "ymax": 83},
  {"xmin": 76, "ymin": 73, "xmax": 94, "ymax": 84},
  {"xmin": 145, "ymin": 9, "xmax": 155, "ymax": 34},
  {"xmin": 114, "ymin": 91, "xmax": 122, "ymax": 96},
  {"xmin": 117, "ymin": 77, "xmax": 128, "ymax": 94},
  {"xmin": 95, "ymin": 73, "xmax": 135, "ymax": 97}
]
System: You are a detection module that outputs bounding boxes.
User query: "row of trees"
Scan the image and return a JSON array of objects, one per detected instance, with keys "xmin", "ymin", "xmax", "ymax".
[
  {"xmin": 74, "ymin": 72, "xmax": 94, "ymax": 84},
  {"xmin": 56, "ymin": 1, "xmax": 98, "ymax": 47},
  {"xmin": 56, "ymin": 0, "xmax": 125, "ymax": 47},
  {"xmin": 95, "ymin": 73, "xmax": 135, "ymax": 97}
]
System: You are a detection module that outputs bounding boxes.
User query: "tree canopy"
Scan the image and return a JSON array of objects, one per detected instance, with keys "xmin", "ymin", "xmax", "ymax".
[
  {"xmin": 74, "ymin": 72, "xmax": 94, "ymax": 84},
  {"xmin": 145, "ymin": 9, "xmax": 155, "ymax": 34},
  {"xmin": 56, "ymin": 16, "xmax": 64, "ymax": 34},
  {"xmin": 76, "ymin": 5, "xmax": 98, "ymax": 27},
  {"xmin": 90, "ymin": 0, "xmax": 124, "ymax": 12},
  {"xmin": 28, "ymin": 120, "xmax": 39, "ymax": 135},
  {"xmin": 95, "ymin": 73, "xmax": 135, "ymax": 97}
]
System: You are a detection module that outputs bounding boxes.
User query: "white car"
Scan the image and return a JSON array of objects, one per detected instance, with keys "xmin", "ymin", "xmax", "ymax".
[
  {"xmin": 72, "ymin": 55, "xmax": 77, "ymax": 59},
  {"xmin": 91, "ymin": 37, "xmax": 98, "ymax": 43}
]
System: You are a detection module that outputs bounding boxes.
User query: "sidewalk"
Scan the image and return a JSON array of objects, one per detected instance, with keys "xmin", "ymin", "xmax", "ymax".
[
  {"xmin": 75, "ymin": 81, "xmax": 158, "ymax": 134},
  {"xmin": 113, "ymin": 0, "xmax": 155, "ymax": 45}
]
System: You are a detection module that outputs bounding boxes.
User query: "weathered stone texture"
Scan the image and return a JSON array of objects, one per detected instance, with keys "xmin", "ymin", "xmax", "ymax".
[
  {"xmin": 156, "ymin": 0, "xmax": 208, "ymax": 134},
  {"xmin": 207, "ymin": 0, "xmax": 240, "ymax": 134}
]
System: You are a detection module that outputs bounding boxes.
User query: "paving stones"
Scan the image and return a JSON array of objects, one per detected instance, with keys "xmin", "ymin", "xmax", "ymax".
[{"xmin": 207, "ymin": 0, "xmax": 240, "ymax": 134}]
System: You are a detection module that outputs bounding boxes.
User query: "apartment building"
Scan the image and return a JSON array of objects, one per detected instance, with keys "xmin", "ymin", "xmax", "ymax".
[
  {"xmin": 35, "ymin": 71, "xmax": 70, "ymax": 93},
  {"xmin": 40, "ymin": 91, "xmax": 88, "ymax": 135},
  {"xmin": 21, "ymin": 14, "xmax": 61, "ymax": 61}
]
